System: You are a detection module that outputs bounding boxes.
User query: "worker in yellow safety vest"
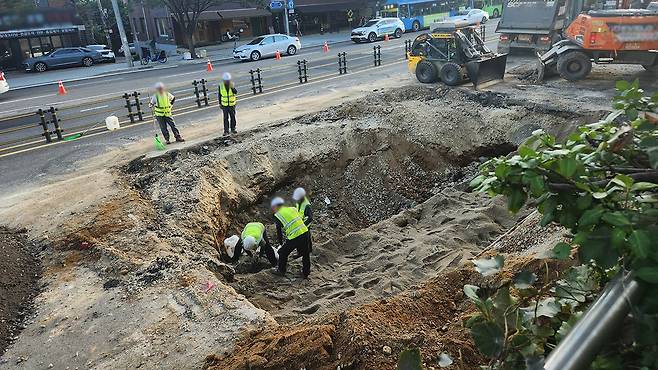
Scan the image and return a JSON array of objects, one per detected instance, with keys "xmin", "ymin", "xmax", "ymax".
[
  {"xmin": 292, "ymin": 187, "xmax": 314, "ymax": 254},
  {"xmin": 218, "ymin": 72, "xmax": 238, "ymax": 136},
  {"xmin": 148, "ymin": 82, "xmax": 184, "ymax": 144},
  {"xmin": 224, "ymin": 222, "xmax": 278, "ymax": 266},
  {"xmin": 270, "ymin": 197, "xmax": 311, "ymax": 278}
]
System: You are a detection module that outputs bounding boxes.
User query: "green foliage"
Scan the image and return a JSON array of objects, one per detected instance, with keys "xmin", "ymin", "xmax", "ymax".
[
  {"xmin": 397, "ymin": 348, "xmax": 424, "ymax": 370},
  {"xmin": 467, "ymin": 81, "xmax": 658, "ymax": 369}
]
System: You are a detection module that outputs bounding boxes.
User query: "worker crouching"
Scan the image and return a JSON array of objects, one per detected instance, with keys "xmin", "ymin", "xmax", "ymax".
[
  {"xmin": 224, "ymin": 222, "xmax": 278, "ymax": 267},
  {"xmin": 271, "ymin": 197, "xmax": 311, "ymax": 278}
]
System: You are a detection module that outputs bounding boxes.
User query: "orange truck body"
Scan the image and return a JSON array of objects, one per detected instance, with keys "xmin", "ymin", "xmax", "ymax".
[{"xmin": 564, "ymin": 12, "xmax": 658, "ymax": 51}]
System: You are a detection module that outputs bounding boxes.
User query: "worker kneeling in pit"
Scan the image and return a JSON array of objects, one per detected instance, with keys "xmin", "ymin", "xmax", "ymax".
[
  {"xmin": 224, "ymin": 222, "xmax": 278, "ymax": 267},
  {"xmin": 271, "ymin": 197, "xmax": 311, "ymax": 278}
]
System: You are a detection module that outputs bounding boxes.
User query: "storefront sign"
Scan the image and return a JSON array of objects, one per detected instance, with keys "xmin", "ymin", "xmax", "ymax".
[{"xmin": 0, "ymin": 27, "xmax": 79, "ymax": 40}]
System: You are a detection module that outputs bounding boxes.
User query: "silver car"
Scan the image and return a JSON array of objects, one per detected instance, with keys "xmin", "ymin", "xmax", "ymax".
[
  {"xmin": 233, "ymin": 34, "xmax": 302, "ymax": 61},
  {"xmin": 23, "ymin": 47, "xmax": 103, "ymax": 72}
]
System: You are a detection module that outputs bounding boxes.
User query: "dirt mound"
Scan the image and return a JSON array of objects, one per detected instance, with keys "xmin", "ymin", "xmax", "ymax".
[{"xmin": 0, "ymin": 228, "xmax": 41, "ymax": 355}]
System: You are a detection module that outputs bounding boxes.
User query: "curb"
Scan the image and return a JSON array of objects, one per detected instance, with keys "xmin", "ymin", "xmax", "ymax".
[{"xmin": 9, "ymin": 38, "xmax": 354, "ymax": 91}]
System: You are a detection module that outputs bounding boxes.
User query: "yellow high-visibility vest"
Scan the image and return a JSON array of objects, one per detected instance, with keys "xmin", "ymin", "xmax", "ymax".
[
  {"xmin": 219, "ymin": 83, "xmax": 236, "ymax": 107},
  {"xmin": 274, "ymin": 207, "xmax": 308, "ymax": 240},
  {"xmin": 154, "ymin": 92, "xmax": 172, "ymax": 117}
]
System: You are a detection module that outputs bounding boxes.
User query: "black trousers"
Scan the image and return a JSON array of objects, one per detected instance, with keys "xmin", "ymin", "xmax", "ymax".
[
  {"xmin": 156, "ymin": 115, "xmax": 181, "ymax": 141},
  {"xmin": 221, "ymin": 106, "xmax": 236, "ymax": 133},
  {"xmin": 278, "ymin": 232, "xmax": 311, "ymax": 277}
]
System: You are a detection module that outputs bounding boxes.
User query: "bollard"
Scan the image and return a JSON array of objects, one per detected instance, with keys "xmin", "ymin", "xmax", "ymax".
[
  {"xmin": 200, "ymin": 79, "xmax": 209, "ymax": 106},
  {"xmin": 249, "ymin": 69, "xmax": 263, "ymax": 94},
  {"xmin": 338, "ymin": 52, "xmax": 347, "ymax": 74},
  {"xmin": 405, "ymin": 40, "xmax": 412, "ymax": 59},
  {"xmin": 132, "ymin": 91, "xmax": 143, "ymax": 121},
  {"xmin": 193, "ymin": 80, "xmax": 202, "ymax": 108},
  {"xmin": 373, "ymin": 45, "xmax": 381, "ymax": 67},
  {"xmin": 123, "ymin": 92, "xmax": 135, "ymax": 123},
  {"xmin": 297, "ymin": 60, "xmax": 308, "ymax": 83},
  {"xmin": 37, "ymin": 108, "xmax": 52, "ymax": 143},
  {"xmin": 49, "ymin": 106, "xmax": 63, "ymax": 140}
]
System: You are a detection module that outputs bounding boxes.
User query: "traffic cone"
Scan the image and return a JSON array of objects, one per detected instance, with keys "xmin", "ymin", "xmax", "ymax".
[
  {"xmin": 384, "ymin": 34, "xmax": 390, "ymax": 42},
  {"xmin": 275, "ymin": 50, "xmax": 281, "ymax": 60},
  {"xmin": 322, "ymin": 41, "xmax": 329, "ymax": 53},
  {"xmin": 206, "ymin": 60, "xmax": 213, "ymax": 72},
  {"xmin": 58, "ymin": 80, "xmax": 67, "ymax": 95}
]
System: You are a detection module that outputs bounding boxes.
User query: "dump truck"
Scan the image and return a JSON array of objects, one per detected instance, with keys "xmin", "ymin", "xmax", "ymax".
[
  {"xmin": 537, "ymin": 9, "xmax": 658, "ymax": 80},
  {"xmin": 496, "ymin": 0, "xmax": 587, "ymax": 53},
  {"xmin": 408, "ymin": 21, "xmax": 508, "ymax": 88}
]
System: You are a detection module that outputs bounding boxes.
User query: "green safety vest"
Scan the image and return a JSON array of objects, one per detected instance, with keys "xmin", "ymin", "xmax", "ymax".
[
  {"xmin": 241, "ymin": 222, "xmax": 265, "ymax": 245},
  {"xmin": 296, "ymin": 197, "xmax": 311, "ymax": 217},
  {"xmin": 219, "ymin": 83, "xmax": 236, "ymax": 107},
  {"xmin": 154, "ymin": 92, "xmax": 172, "ymax": 117},
  {"xmin": 274, "ymin": 207, "xmax": 308, "ymax": 240}
]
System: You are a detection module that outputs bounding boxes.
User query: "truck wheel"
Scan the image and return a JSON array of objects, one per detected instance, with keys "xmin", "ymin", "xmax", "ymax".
[
  {"xmin": 557, "ymin": 51, "xmax": 592, "ymax": 81},
  {"xmin": 416, "ymin": 60, "xmax": 438, "ymax": 83},
  {"xmin": 440, "ymin": 62, "xmax": 463, "ymax": 86}
]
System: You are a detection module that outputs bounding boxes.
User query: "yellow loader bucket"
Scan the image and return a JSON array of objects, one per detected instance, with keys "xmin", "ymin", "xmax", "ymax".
[{"xmin": 465, "ymin": 54, "xmax": 508, "ymax": 89}]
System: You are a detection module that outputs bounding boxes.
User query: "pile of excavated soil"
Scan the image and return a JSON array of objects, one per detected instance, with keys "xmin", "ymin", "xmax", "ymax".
[{"xmin": 0, "ymin": 228, "xmax": 41, "ymax": 355}]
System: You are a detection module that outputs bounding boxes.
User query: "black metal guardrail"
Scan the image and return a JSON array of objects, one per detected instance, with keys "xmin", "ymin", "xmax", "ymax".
[{"xmin": 0, "ymin": 42, "xmax": 408, "ymax": 154}]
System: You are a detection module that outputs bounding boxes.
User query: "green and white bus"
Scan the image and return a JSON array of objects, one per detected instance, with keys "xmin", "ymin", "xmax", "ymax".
[{"xmin": 469, "ymin": 0, "xmax": 503, "ymax": 18}]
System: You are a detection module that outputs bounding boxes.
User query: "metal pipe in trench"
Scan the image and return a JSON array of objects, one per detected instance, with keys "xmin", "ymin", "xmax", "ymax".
[{"xmin": 543, "ymin": 270, "xmax": 643, "ymax": 370}]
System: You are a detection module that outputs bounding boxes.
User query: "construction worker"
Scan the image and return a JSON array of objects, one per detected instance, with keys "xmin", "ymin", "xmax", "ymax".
[
  {"xmin": 149, "ymin": 82, "xmax": 184, "ymax": 144},
  {"xmin": 292, "ymin": 187, "xmax": 313, "ymax": 254},
  {"xmin": 225, "ymin": 222, "xmax": 278, "ymax": 266},
  {"xmin": 270, "ymin": 197, "xmax": 311, "ymax": 278},
  {"xmin": 218, "ymin": 72, "xmax": 237, "ymax": 136}
]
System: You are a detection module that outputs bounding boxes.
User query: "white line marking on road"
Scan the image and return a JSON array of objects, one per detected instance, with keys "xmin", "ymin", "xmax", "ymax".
[
  {"xmin": 0, "ymin": 93, "xmax": 57, "ymax": 107},
  {"xmin": 80, "ymin": 104, "xmax": 109, "ymax": 113}
]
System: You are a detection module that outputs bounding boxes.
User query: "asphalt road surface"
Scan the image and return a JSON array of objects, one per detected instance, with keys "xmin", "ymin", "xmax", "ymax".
[{"xmin": 0, "ymin": 21, "xmax": 504, "ymax": 191}]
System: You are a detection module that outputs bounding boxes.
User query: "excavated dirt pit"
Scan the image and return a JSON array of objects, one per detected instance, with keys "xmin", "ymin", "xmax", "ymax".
[{"xmin": 123, "ymin": 86, "xmax": 595, "ymax": 325}]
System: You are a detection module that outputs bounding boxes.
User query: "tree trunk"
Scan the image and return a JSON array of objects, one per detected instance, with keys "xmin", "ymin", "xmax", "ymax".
[{"xmin": 186, "ymin": 30, "xmax": 196, "ymax": 58}]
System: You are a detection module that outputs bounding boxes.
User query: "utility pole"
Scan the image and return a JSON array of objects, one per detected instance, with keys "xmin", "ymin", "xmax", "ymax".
[
  {"xmin": 283, "ymin": 0, "xmax": 290, "ymax": 35},
  {"xmin": 96, "ymin": 0, "xmax": 113, "ymax": 47},
  {"xmin": 126, "ymin": 6, "xmax": 143, "ymax": 59},
  {"xmin": 110, "ymin": 0, "xmax": 133, "ymax": 67}
]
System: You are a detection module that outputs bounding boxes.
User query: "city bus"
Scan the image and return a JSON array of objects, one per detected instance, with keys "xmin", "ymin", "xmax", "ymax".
[
  {"xmin": 380, "ymin": 0, "xmax": 468, "ymax": 32},
  {"xmin": 469, "ymin": 0, "xmax": 504, "ymax": 18}
]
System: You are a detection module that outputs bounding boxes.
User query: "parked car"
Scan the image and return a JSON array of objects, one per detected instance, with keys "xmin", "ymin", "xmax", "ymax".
[
  {"xmin": 86, "ymin": 44, "xmax": 116, "ymax": 63},
  {"xmin": 0, "ymin": 72, "xmax": 8, "ymax": 95},
  {"xmin": 351, "ymin": 18, "xmax": 406, "ymax": 43},
  {"xmin": 448, "ymin": 8, "xmax": 489, "ymax": 25},
  {"xmin": 23, "ymin": 47, "xmax": 103, "ymax": 73},
  {"xmin": 233, "ymin": 34, "xmax": 301, "ymax": 61}
]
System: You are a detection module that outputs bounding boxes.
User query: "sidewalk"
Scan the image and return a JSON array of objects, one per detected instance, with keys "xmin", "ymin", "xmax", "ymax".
[{"xmin": 6, "ymin": 30, "xmax": 353, "ymax": 90}]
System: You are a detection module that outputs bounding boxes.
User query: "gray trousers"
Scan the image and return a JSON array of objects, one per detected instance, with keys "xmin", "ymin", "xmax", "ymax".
[{"xmin": 156, "ymin": 116, "xmax": 181, "ymax": 141}]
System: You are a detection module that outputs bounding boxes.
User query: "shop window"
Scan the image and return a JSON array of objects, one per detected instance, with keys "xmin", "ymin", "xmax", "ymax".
[{"xmin": 156, "ymin": 18, "xmax": 169, "ymax": 37}]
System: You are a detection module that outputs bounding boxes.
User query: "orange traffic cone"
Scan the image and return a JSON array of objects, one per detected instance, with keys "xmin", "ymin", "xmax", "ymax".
[
  {"xmin": 384, "ymin": 34, "xmax": 390, "ymax": 42},
  {"xmin": 275, "ymin": 50, "xmax": 281, "ymax": 60},
  {"xmin": 322, "ymin": 41, "xmax": 329, "ymax": 53},
  {"xmin": 206, "ymin": 60, "xmax": 213, "ymax": 72},
  {"xmin": 57, "ymin": 80, "xmax": 67, "ymax": 95}
]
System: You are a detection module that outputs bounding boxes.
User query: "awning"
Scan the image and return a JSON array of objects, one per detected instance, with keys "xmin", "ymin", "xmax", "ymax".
[{"xmin": 197, "ymin": 8, "xmax": 271, "ymax": 21}]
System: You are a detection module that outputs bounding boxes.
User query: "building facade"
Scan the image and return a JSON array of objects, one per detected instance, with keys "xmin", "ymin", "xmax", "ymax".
[{"xmin": 0, "ymin": 2, "xmax": 86, "ymax": 70}]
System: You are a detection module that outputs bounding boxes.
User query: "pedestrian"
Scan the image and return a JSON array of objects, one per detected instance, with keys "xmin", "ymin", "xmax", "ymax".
[
  {"xmin": 292, "ymin": 187, "xmax": 313, "ymax": 253},
  {"xmin": 270, "ymin": 197, "xmax": 311, "ymax": 278},
  {"xmin": 224, "ymin": 222, "xmax": 278, "ymax": 266},
  {"xmin": 149, "ymin": 82, "xmax": 184, "ymax": 144},
  {"xmin": 218, "ymin": 72, "xmax": 237, "ymax": 136}
]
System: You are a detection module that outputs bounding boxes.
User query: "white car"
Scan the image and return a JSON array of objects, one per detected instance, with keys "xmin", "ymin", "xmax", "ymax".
[
  {"xmin": 233, "ymin": 34, "xmax": 301, "ymax": 62},
  {"xmin": 448, "ymin": 9, "xmax": 489, "ymax": 25},
  {"xmin": 86, "ymin": 44, "xmax": 116, "ymax": 63},
  {"xmin": 351, "ymin": 18, "xmax": 406, "ymax": 43},
  {"xmin": 0, "ymin": 72, "xmax": 9, "ymax": 95}
]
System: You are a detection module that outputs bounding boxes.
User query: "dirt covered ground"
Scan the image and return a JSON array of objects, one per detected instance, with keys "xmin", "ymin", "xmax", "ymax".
[{"xmin": 0, "ymin": 71, "xmax": 643, "ymax": 369}]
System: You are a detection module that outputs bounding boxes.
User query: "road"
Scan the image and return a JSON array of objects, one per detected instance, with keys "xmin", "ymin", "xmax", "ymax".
[{"xmin": 0, "ymin": 21, "xmax": 504, "ymax": 191}]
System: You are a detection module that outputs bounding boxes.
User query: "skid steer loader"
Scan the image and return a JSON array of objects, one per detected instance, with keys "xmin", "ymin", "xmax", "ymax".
[{"xmin": 407, "ymin": 21, "xmax": 508, "ymax": 88}]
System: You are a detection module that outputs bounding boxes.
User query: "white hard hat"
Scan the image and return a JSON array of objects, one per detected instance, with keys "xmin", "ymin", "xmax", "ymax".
[
  {"xmin": 243, "ymin": 236, "xmax": 257, "ymax": 252},
  {"xmin": 224, "ymin": 235, "xmax": 239, "ymax": 258},
  {"xmin": 270, "ymin": 196, "xmax": 285, "ymax": 208},
  {"xmin": 154, "ymin": 82, "xmax": 165, "ymax": 89},
  {"xmin": 222, "ymin": 72, "xmax": 232, "ymax": 81},
  {"xmin": 292, "ymin": 187, "xmax": 306, "ymax": 201}
]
